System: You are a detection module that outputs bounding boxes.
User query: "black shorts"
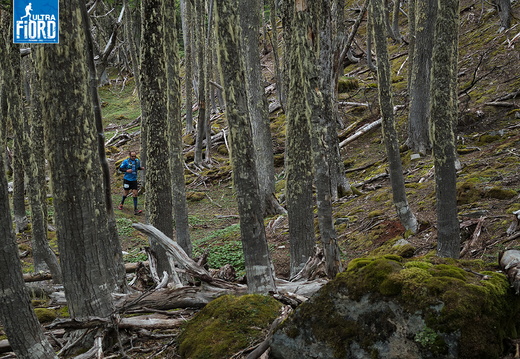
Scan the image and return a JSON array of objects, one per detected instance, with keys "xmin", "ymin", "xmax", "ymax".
[{"xmin": 123, "ymin": 179, "xmax": 138, "ymax": 190}]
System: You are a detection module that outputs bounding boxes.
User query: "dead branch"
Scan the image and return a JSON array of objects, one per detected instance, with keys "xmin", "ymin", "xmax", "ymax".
[
  {"xmin": 339, "ymin": 118, "xmax": 382, "ymax": 147},
  {"xmin": 460, "ymin": 216, "xmax": 486, "ymax": 257},
  {"xmin": 483, "ymin": 101, "xmax": 516, "ymax": 107}
]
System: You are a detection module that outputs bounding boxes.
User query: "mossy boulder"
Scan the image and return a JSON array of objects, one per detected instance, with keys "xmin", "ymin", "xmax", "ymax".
[
  {"xmin": 178, "ymin": 294, "xmax": 282, "ymax": 359},
  {"xmin": 271, "ymin": 256, "xmax": 520, "ymax": 359}
]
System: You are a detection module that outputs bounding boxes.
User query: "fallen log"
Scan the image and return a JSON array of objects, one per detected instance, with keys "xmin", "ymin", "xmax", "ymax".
[{"xmin": 339, "ymin": 118, "xmax": 382, "ymax": 148}]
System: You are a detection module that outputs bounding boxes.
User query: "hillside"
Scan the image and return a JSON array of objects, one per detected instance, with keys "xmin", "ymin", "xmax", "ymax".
[{"xmin": 103, "ymin": 0, "xmax": 520, "ymax": 280}]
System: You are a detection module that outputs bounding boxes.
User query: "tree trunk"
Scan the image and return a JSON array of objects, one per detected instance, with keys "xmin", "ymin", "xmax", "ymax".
[
  {"xmin": 239, "ymin": 0, "xmax": 278, "ymax": 216},
  {"xmin": 214, "ymin": 0, "xmax": 276, "ymax": 294},
  {"xmin": 194, "ymin": 0, "xmax": 208, "ymax": 166},
  {"xmin": 0, "ymin": 11, "xmax": 57, "ymax": 358},
  {"xmin": 140, "ymin": 0, "xmax": 175, "ymax": 277},
  {"xmin": 36, "ymin": 0, "xmax": 115, "ymax": 323},
  {"xmin": 310, "ymin": 1, "xmax": 343, "ymax": 278},
  {"xmin": 24, "ymin": 55, "xmax": 62, "ymax": 282},
  {"xmin": 180, "ymin": 0, "xmax": 195, "ymax": 133},
  {"xmin": 406, "ymin": 0, "xmax": 436, "ymax": 155},
  {"xmin": 391, "ymin": 0, "xmax": 401, "ymax": 41},
  {"xmin": 4, "ymin": 31, "xmax": 28, "ymax": 234},
  {"xmin": 80, "ymin": 0, "xmax": 127, "ymax": 292},
  {"xmin": 163, "ymin": 0, "xmax": 192, "ymax": 257},
  {"xmin": 430, "ymin": 0, "xmax": 461, "ymax": 258},
  {"xmin": 370, "ymin": 0, "xmax": 418, "ymax": 234},
  {"xmin": 495, "ymin": 0, "xmax": 511, "ymax": 32},
  {"xmin": 280, "ymin": 1, "xmax": 317, "ymax": 277}
]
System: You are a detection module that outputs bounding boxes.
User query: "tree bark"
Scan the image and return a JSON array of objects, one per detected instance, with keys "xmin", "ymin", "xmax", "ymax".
[
  {"xmin": 239, "ymin": 0, "xmax": 278, "ymax": 216},
  {"xmin": 280, "ymin": 1, "xmax": 317, "ymax": 278},
  {"xmin": 214, "ymin": 0, "xmax": 276, "ymax": 294},
  {"xmin": 37, "ymin": 0, "xmax": 115, "ymax": 325},
  {"xmin": 80, "ymin": 0, "xmax": 127, "ymax": 292},
  {"xmin": 310, "ymin": 1, "xmax": 343, "ymax": 278},
  {"xmin": 163, "ymin": 0, "xmax": 192, "ymax": 257},
  {"xmin": 24, "ymin": 54, "xmax": 62, "ymax": 282},
  {"xmin": 0, "ymin": 11, "xmax": 57, "ymax": 359},
  {"xmin": 370, "ymin": 0, "xmax": 418, "ymax": 233},
  {"xmin": 430, "ymin": 0, "xmax": 461, "ymax": 258},
  {"xmin": 140, "ymin": 0, "xmax": 175, "ymax": 277},
  {"xmin": 406, "ymin": 0, "xmax": 436, "ymax": 154},
  {"xmin": 180, "ymin": 0, "xmax": 195, "ymax": 133},
  {"xmin": 194, "ymin": 0, "xmax": 208, "ymax": 165}
]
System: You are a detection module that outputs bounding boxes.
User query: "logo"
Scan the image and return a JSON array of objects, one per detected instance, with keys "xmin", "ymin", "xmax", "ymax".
[{"xmin": 13, "ymin": 0, "xmax": 59, "ymax": 44}]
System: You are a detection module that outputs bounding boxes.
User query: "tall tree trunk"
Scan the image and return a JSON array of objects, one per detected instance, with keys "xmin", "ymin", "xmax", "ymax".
[
  {"xmin": 370, "ymin": 0, "xmax": 418, "ymax": 233},
  {"xmin": 140, "ymin": 0, "xmax": 175, "ymax": 276},
  {"xmin": 267, "ymin": 0, "xmax": 285, "ymax": 110},
  {"xmin": 123, "ymin": 0, "xmax": 142, "ymax": 101},
  {"xmin": 80, "ymin": 0, "xmax": 127, "ymax": 291},
  {"xmin": 391, "ymin": 0, "xmax": 401, "ymax": 41},
  {"xmin": 163, "ymin": 0, "xmax": 192, "ymax": 257},
  {"xmin": 280, "ymin": 1, "xmax": 316, "ymax": 278},
  {"xmin": 36, "ymin": 0, "xmax": 115, "ymax": 328},
  {"xmin": 181, "ymin": 0, "xmax": 195, "ymax": 133},
  {"xmin": 5, "ymin": 36, "xmax": 28, "ymax": 234},
  {"xmin": 24, "ymin": 55, "xmax": 62, "ymax": 282},
  {"xmin": 0, "ymin": 12, "xmax": 57, "ymax": 357},
  {"xmin": 310, "ymin": 1, "xmax": 343, "ymax": 278},
  {"xmin": 0, "ymin": 112, "xmax": 56, "ymax": 359},
  {"xmin": 214, "ymin": 0, "xmax": 276, "ymax": 294},
  {"xmin": 406, "ymin": 0, "xmax": 436, "ymax": 155},
  {"xmin": 430, "ymin": 0, "xmax": 461, "ymax": 258},
  {"xmin": 194, "ymin": 0, "xmax": 207, "ymax": 165},
  {"xmin": 239, "ymin": 0, "xmax": 278, "ymax": 216}
]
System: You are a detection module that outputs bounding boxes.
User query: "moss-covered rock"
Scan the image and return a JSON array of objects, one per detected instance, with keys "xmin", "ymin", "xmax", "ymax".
[
  {"xmin": 178, "ymin": 294, "xmax": 282, "ymax": 359},
  {"xmin": 271, "ymin": 256, "xmax": 520, "ymax": 359}
]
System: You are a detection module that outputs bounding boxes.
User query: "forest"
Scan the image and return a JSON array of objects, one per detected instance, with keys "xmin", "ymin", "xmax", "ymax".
[{"xmin": 0, "ymin": 0, "xmax": 519, "ymax": 358}]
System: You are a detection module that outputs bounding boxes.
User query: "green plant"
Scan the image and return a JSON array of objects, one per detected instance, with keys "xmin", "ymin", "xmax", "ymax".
[
  {"xmin": 117, "ymin": 217, "xmax": 135, "ymax": 237},
  {"xmin": 415, "ymin": 326, "xmax": 439, "ymax": 347}
]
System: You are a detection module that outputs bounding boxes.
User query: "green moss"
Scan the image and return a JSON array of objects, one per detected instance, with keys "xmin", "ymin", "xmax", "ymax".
[
  {"xmin": 484, "ymin": 187, "xmax": 517, "ymax": 200},
  {"xmin": 457, "ymin": 181, "xmax": 484, "ymax": 205},
  {"xmin": 178, "ymin": 294, "xmax": 282, "ymax": 359},
  {"xmin": 285, "ymin": 256, "xmax": 519, "ymax": 358},
  {"xmin": 187, "ymin": 191, "xmax": 206, "ymax": 202},
  {"xmin": 338, "ymin": 77, "xmax": 359, "ymax": 93},
  {"xmin": 34, "ymin": 308, "xmax": 57, "ymax": 323}
]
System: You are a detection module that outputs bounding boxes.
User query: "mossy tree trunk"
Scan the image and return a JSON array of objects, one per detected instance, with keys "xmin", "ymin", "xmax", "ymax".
[
  {"xmin": 123, "ymin": 0, "xmax": 142, "ymax": 103},
  {"xmin": 36, "ymin": 0, "xmax": 115, "ymax": 323},
  {"xmin": 430, "ymin": 0, "xmax": 461, "ymax": 258},
  {"xmin": 280, "ymin": 0, "xmax": 317, "ymax": 278},
  {"xmin": 140, "ymin": 0, "xmax": 175, "ymax": 277},
  {"xmin": 180, "ymin": 0, "xmax": 195, "ymax": 133},
  {"xmin": 406, "ymin": 0, "xmax": 436, "ymax": 155},
  {"xmin": 163, "ymin": 0, "xmax": 192, "ymax": 257},
  {"xmin": 0, "ymin": 11, "xmax": 57, "ymax": 358},
  {"xmin": 24, "ymin": 55, "xmax": 62, "ymax": 282},
  {"xmin": 194, "ymin": 0, "xmax": 208, "ymax": 165},
  {"xmin": 370, "ymin": 0, "xmax": 419, "ymax": 234},
  {"xmin": 214, "ymin": 0, "xmax": 276, "ymax": 294},
  {"xmin": 80, "ymin": 1, "xmax": 127, "ymax": 291},
  {"xmin": 309, "ymin": 1, "xmax": 344, "ymax": 278},
  {"xmin": 3, "ymin": 20, "xmax": 27, "ymax": 234},
  {"xmin": 239, "ymin": 0, "xmax": 278, "ymax": 216}
]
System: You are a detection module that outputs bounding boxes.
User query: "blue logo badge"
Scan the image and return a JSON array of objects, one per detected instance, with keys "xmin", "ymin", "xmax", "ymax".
[{"xmin": 13, "ymin": 0, "xmax": 59, "ymax": 44}]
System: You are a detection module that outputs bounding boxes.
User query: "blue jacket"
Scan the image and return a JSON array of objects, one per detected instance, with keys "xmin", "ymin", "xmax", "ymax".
[{"xmin": 120, "ymin": 157, "xmax": 142, "ymax": 181}]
